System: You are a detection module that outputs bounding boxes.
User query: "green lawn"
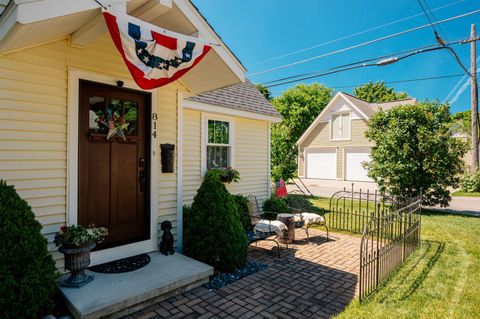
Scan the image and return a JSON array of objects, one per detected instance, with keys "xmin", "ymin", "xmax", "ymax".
[
  {"xmin": 331, "ymin": 209, "xmax": 480, "ymax": 319},
  {"xmin": 452, "ymin": 191, "xmax": 480, "ymax": 197}
]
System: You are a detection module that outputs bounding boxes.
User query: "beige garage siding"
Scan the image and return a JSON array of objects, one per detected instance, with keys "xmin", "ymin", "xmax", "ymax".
[
  {"xmin": 299, "ymin": 119, "xmax": 372, "ymax": 179},
  {"xmin": 182, "ymin": 109, "xmax": 270, "ymax": 206},
  {"xmin": 0, "ymin": 35, "xmax": 179, "ymax": 268}
]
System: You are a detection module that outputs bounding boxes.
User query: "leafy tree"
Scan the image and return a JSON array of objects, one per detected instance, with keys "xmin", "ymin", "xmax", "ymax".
[
  {"xmin": 183, "ymin": 171, "xmax": 247, "ymax": 272},
  {"xmin": 365, "ymin": 101, "xmax": 467, "ymax": 207},
  {"xmin": 354, "ymin": 81, "xmax": 408, "ymax": 103},
  {"xmin": 271, "ymin": 83, "xmax": 333, "ymax": 180},
  {"xmin": 0, "ymin": 180, "xmax": 58, "ymax": 318},
  {"xmin": 255, "ymin": 83, "xmax": 272, "ymax": 101},
  {"xmin": 451, "ymin": 109, "xmax": 480, "ymax": 137}
]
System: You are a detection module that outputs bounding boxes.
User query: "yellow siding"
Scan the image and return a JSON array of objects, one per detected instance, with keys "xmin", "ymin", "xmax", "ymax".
[
  {"xmin": 0, "ymin": 35, "xmax": 178, "ymax": 268},
  {"xmin": 182, "ymin": 110, "xmax": 270, "ymax": 206},
  {"xmin": 299, "ymin": 120, "xmax": 372, "ymax": 179}
]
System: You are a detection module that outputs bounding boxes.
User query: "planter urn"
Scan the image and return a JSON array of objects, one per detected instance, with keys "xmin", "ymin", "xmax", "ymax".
[{"xmin": 59, "ymin": 242, "xmax": 96, "ymax": 288}]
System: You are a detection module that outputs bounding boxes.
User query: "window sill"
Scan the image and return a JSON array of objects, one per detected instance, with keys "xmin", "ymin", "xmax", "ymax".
[{"xmin": 330, "ymin": 138, "xmax": 351, "ymax": 141}]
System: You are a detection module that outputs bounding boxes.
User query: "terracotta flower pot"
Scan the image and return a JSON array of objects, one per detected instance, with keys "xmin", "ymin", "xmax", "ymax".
[{"xmin": 59, "ymin": 242, "xmax": 96, "ymax": 288}]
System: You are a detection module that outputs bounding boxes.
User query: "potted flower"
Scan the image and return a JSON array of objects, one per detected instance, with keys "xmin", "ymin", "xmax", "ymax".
[
  {"xmin": 54, "ymin": 225, "xmax": 108, "ymax": 288},
  {"xmin": 209, "ymin": 166, "xmax": 240, "ymax": 183}
]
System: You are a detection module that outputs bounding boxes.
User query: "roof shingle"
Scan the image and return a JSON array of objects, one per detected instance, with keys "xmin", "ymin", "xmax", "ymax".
[{"xmin": 186, "ymin": 80, "xmax": 281, "ymax": 118}]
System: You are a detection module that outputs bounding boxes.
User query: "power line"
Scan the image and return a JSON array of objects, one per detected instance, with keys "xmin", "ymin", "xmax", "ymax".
[
  {"xmin": 417, "ymin": 0, "xmax": 472, "ymax": 76},
  {"xmin": 262, "ymin": 37, "xmax": 476, "ymax": 87},
  {"xmin": 261, "ymin": 43, "xmax": 440, "ymax": 85},
  {"xmin": 330, "ymin": 73, "xmax": 464, "ymax": 89},
  {"xmin": 417, "ymin": 0, "xmax": 438, "ymax": 33},
  {"xmin": 249, "ymin": 8, "xmax": 480, "ymax": 77},
  {"xmin": 263, "ymin": 46, "xmax": 448, "ymax": 88},
  {"xmin": 249, "ymin": 0, "xmax": 466, "ymax": 68}
]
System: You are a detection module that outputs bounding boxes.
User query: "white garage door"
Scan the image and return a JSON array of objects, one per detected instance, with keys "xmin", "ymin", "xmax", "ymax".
[
  {"xmin": 306, "ymin": 150, "xmax": 337, "ymax": 179},
  {"xmin": 345, "ymin": 149, "xmax": 372, "ymax": 182}
]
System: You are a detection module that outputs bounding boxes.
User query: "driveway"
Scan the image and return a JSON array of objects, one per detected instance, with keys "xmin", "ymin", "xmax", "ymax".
[
  {"xmin": 289, "ymin": 178, "xmax": 480, "ymax": 215},
  {"xmin": 431, "ymin": 196, "xmax": 480, "ymax": 216},
  {"xmin": 287, "ymin": 178, "xmax": 378, "ymax": 198}
]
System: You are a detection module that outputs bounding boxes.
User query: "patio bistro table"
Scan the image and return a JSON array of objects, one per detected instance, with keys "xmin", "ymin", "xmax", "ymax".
[{"xmin": 276, "ymin": 213, "xmax": 295, "ymax": 244}]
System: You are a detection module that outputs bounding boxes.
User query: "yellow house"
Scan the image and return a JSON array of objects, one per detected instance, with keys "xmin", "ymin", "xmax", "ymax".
[
  {"xmin": 296, "ymin": 92, "xmax": 416, "ymax": 182},
  {"xmin": 0, "ymin": 1, "xmax": 280, "ymax": 317}
]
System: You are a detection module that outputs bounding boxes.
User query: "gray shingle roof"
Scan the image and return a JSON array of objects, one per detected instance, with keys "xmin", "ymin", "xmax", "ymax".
[{"xmin": 186, "ymin": 80, "xmax": 281, "ymax": 118}]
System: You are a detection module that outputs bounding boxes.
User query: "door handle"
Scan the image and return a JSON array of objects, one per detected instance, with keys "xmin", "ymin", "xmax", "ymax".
[{"xmin": 139, "ymin": 169, "xmax": 146, "ymax": 192}]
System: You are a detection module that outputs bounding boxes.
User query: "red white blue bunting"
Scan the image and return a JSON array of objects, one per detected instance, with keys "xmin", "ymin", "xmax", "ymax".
[{"xmin": 103, "ymin": 11, "xmax": 211, "ymax": 89}]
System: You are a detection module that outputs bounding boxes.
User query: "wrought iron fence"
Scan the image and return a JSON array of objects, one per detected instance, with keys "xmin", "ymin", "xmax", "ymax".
[
  {"xmin": 358, "ymin": 194, "xmax": 422, "ymax": 301},
  {"xmin": 328, "ymin": 185, "xmax": 396, "ymax": 234}
]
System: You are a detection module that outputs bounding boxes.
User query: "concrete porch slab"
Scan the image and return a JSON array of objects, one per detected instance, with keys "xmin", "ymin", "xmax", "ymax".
[{"xmin": 58, "ymin": 253, "xmax": 213, "ymax": 319}]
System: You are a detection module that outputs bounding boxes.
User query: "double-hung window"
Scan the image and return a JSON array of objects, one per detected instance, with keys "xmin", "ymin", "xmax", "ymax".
[
  {"xmin": 206, "ymin": 119, "xmax": 231, "ymax": 169},
  {"xmin": 331, "ymin": 113, "xmax": 350, "ymax": 140}
]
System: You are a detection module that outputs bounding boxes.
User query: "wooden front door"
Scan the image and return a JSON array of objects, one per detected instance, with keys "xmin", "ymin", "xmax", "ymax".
[{"xmin": 78, "ymin": 80, "xmax": 151, "ymax": 249}]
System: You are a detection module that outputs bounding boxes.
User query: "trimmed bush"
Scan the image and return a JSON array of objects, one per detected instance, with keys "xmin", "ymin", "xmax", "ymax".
[
  {"xmin": 184, "ymin": 171, "xmax": 248, "ymax": 272},
  {"xmin": 0, "ymin": 180, "xmax": 58, "ymax": 319},
  {"xmin": 262, "ymin": 195, "xmax": 289, "ymax": 220},
  {"xmin": 232, "ymin": 195, "xmax": 252, "ymax": 231},
  {"xmin": 460, "ymin": 170, "xmax": 480, "ymax": 193}
]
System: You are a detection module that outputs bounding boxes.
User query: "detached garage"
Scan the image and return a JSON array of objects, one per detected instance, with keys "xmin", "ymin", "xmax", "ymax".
[
  {"xmin": 305, "ymin": 149, "xmax": 337, "ymax": 180},
  {"xmin": 296, "ymin": 92, "xmax": 416, "ymax": 183},
  {"xmin": 344, "ymin": 148, "xmax": 372, "ymax": 182}
]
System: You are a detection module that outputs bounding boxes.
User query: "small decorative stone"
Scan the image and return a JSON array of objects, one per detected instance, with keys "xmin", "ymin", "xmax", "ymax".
[{"xmin": 204, "ymin": 261, "xmax": 267, "ymax": 291}]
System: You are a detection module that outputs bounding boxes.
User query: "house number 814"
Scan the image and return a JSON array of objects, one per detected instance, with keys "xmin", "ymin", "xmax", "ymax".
[{"xmin": 152, "ymin": 113, "xmax": 158, "ymax": 138}]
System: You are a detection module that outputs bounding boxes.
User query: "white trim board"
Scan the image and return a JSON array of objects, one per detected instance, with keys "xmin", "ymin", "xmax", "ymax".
[
  {"xmin": 67, "ymin": 67, "xmax": 159, "ymax": 266},
  {"xmin": 176, "ymin": 90, "xmax": 184, "ymax": 252},
  {"xmin": 183, "ymin": 99, "xmax": 282, "ymax": 123},
  {"xmin": 200, "ymin": 112, "xmax": 236, "ymax": 176},
  {"xmin": 296, "ymin": 92, "xmax": 369, "ymax": 146}
]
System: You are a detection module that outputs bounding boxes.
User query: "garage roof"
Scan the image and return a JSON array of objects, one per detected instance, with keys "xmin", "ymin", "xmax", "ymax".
[{"xmin": 296, "ymin": 92, "xmax": 417, "ymax": 146}]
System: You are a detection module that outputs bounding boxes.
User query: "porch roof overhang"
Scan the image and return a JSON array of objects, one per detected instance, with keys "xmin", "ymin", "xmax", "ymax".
[{"xmin": 0, "ymin": 0, "xmax": 246, "ymax": 94}]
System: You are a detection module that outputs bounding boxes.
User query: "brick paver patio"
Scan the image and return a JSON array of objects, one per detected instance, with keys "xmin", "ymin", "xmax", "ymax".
[{"xmin": 124, "ymin": 229, "xmax": 361, "ymax": 319}]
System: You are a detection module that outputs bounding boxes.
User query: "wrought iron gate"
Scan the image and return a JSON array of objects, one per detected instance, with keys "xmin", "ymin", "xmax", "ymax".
[{"xmin": 358, "ymin": 195, "xmax": 422, "ymax": 301}]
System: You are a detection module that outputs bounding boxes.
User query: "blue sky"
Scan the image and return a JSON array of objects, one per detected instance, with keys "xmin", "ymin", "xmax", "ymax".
[{"xmin": 192, "ymin": 0, "xmax": 480, "ymax": 113}]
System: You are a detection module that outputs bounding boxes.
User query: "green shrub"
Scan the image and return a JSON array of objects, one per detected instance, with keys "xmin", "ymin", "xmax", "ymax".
[
  {"xmin": 232, "ymin": 194, "xmax": 252, "ymax": 231},
  {"xmin": 460, "ymin": 170, "xmax": 480, "ymax": 193},
  {"xmin": 0, "ymin": 180, "xmax": 58, "ymax": 319},
  {"xmin": 262, "ymin": 195, "xmax": 289, "ymax": 220},
  {"xmin": 183, "ymin": 171, "xmax": 248, "ymax": 272},
  {"xmin": 285, "ymin": 194, "xmax": 312, "ymax": 210}
]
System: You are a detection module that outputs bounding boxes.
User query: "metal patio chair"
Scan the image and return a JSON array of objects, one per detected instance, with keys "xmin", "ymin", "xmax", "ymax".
[
  {"xmin": 245, "ymin": 195, "xmax": 288, "ymax": 257},
  {"xmin": 289, "ymin": 206, "xmax": 329, "ymax": 243}
]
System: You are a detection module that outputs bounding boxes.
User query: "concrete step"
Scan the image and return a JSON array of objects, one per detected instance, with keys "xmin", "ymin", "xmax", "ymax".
[{"xmin": 58, "ymin": 253, "xmax": 213, "ymax": 319}]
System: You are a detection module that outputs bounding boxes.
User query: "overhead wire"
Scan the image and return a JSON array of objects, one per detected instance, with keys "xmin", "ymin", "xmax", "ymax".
[
  {"xmin": 261, "ymin": 43, "xmax": 441, "ymax": 85},
  {"xmin": 261, "ymin": 37, "xmax": 475, "ymax": 87},
  {"xmin": 417, "ymin": 0, "xmax": 472, "ymax": 76},
  {"xmin": 249, "ymin": 0, "xmax": 466, "ymax": 68},
  {"xmin": 263, "ymin": 46, "xmax": 449, "ymax": 88},
  {"xmin": 331, "ymin": 73, "xmax": 465, "ymax": 89},
  {"xmin": 248, "ymin": 8, "xmax": 480, "ymax": 77}
]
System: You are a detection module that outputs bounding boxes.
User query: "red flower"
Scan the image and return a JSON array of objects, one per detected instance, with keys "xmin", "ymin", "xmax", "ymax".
[
  {"xmin": 226, "ymin": 166, "xmax": 232, "ymax": 170},
  {"xmin": 60, "ymin": 225, "xmax": 68, "ymax": 232}
]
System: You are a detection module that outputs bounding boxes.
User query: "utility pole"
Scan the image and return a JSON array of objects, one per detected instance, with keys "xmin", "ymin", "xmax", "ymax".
[{"xmin": 471, "ymin": 24, "xmax": 479, "ymax": 171}]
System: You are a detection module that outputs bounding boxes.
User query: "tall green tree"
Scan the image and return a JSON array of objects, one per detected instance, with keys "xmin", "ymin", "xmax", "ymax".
[
  {"xmin": 365, "ymin": 101, "xmax": 467, "ymax": 207},
  {"xmin": 255, "ymin": 83, "xmax": 272, "ymax": 101},
  {"xmin": 271, "ymin": 83, "xmax": 333, "ymax": 180},
  {"xmin": 354, "ymin": 81, "xmax": 408, "ymax": 103}
]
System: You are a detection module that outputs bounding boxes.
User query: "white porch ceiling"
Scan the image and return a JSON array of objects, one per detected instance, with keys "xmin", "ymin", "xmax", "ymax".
[{"xmin": 0, "ymin": 0, "xmax": 245, "ymax": 94}]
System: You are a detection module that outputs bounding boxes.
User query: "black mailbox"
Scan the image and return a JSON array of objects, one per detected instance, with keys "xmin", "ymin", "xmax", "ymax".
[{"xmin": 160, "ymin": 143, "xmax": 175, "ymax": 173}]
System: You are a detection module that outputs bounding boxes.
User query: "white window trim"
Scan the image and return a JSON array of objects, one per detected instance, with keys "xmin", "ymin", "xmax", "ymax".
[
  {"xmin": 330, "ymin": 112, "xmax": 351, "ymax": 141},
  {"xmin": 200, "ymin": 112, "xmax": 235, "ymax": 175},
  {"xmin": 67, "ymin": 67, "xmax": 158, "ymax": 266}
]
